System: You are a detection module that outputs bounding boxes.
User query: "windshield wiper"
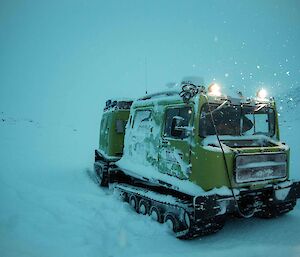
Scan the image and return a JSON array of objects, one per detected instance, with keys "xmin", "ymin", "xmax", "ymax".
[
  {"xmin": 202, "ymin": 100, "xmax": 230, "ymax": 117},
  {"xmin": 254, "ymin": 103, "xmax": 267, "ymax": 112},
  {"xmin": 210, "ymin": 100, "xmax": 230, "ymax": 114}
]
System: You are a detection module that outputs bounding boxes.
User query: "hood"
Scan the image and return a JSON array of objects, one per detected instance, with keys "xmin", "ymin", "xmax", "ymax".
[{"xmin": 202, "ymin": 135, "xmax": 289, "ymax": 154}]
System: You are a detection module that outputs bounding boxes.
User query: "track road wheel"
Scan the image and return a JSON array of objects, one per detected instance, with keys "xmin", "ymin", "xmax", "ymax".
[
  {"xmin": 184, "ymin": 211, "xmax": 191, "ymax": 229},
  {"xmin": 149, "ymin": 206, "xmax": 163, "ymax": 223},
  {"xmin": 139, "ymin": 199, "xmax": 150, "ymax": 215},
  {"xmin": 129, "ymin": 195, "xmax": 138, "ymax": 212},
  {"xmin": 94, "ymin": 163, "xmax": 108, "ymax": 187},
  {"xmin": 164, "ymin": 213, "xmax": 179, "ymax": 233}
]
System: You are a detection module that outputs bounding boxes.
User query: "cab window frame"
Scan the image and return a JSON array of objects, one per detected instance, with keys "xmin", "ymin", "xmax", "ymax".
[
  {"xmin": 132, "ymin": 108, "xmax": 153, "ymax": 130},
  {"xmin": 198, "ymin": 103, "xmax": 276, "ymax": 138},
  {"xmin": 163, "ymin": 105, "xmax": 193, "ymax": 140}
]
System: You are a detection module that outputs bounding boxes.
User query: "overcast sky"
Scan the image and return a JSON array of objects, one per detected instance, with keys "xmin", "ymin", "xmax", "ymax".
[{"xmin": 0, "ymin": 0, "xmax": 299, "ymax": 129}]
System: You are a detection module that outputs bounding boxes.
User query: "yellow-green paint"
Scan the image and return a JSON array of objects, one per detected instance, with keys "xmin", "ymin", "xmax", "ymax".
[
  {"xmin": 98, "ymin": 93, "xmax": 289, "ymax": 192},
  {"xmin": 99, "ymin": 110, "xmax": 130, "ymax": 157}
]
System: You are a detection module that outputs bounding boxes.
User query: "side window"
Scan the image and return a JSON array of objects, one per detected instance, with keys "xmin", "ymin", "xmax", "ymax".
[
  {"xmin": 132, "ymin": 110, "xmax": 152, "ymax": 131},
  {"xmin": 164, "ymin": 107, "xmax": 192, "ymax": 139},
  {"xmin": 101, "ymin": 117, "xmax": 107, "ymax": 133},
  {"xmin": 115, "ymin": 119, "xmax": 127, "ymax": 133}
]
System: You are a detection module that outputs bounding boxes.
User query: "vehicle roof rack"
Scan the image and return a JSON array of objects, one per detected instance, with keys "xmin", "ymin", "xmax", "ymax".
[
  {"xmin": 104, "ymin": 99, "xmax": 133, "ymax": 112},
  {"xmin": 138, "ymin": 90, "xmax": 179, "ymax": 101}
]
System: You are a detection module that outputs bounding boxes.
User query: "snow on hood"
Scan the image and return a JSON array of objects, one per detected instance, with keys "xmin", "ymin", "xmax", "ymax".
[
  {"xmin": 202, "ymin": 136, "xmax": 233, "ymax": 153},
  {"xmin": 202, "ymin": 134, "xmax": 289, "ymax": 152}
]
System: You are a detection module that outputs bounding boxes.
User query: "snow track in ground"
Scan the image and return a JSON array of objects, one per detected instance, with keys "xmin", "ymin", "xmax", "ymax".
[{"xmin": 0, "ymin": 118, "xmax": 300, "ymax": 257}]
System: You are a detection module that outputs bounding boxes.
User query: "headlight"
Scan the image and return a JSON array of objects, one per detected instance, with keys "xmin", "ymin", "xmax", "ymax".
[
  {"xmin": 256, "ymin": 88, "xmax": 268, "ymax": 99},
  {"xmin": 208, "ymin": 83, "xmax": 221, "ymax": 96}
]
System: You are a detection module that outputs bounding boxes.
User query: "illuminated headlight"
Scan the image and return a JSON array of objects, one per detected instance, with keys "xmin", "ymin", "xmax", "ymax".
[
  {"xmin": 208, "ymin": 83, "xmax": 222, "ymax": 96},
  {"xmin": 256, "ymin": 88, "xmax": 268, "ymax": 100}
]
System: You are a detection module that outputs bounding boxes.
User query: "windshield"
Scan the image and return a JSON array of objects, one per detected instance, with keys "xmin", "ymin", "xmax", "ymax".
[{"xmin": 199, "ymin": 103, "xmax": 275, "ymax": 137}]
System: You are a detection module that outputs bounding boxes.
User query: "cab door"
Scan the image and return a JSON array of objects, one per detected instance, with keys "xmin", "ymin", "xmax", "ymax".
[
  {"xmin": 99, "ymin": 115, "xmax": 109, "ymax": 154},
  {"xmin": 159, "ymin": 105, "xmax": 193, "ymax": 179}
]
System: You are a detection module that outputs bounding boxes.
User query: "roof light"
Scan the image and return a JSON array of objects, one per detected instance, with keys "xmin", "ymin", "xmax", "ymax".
[
  {"xmin": 208, "ymin": 83, "xmax": 222, "ymax": 96},
  {"xmin": 256, "ymin": 88, "xmax": 268, "ymax": 99}
]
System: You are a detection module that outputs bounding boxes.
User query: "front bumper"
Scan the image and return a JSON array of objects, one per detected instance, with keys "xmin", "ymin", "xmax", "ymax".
[{"xmin": 193, "ymin": 180, "xmax": 300, "ymax": 220}]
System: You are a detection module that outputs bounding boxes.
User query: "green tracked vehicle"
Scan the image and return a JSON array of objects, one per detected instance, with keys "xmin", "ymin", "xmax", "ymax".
[{"xmin": 94, "ymin": 82, "xmax": 300, "ymax": 239}]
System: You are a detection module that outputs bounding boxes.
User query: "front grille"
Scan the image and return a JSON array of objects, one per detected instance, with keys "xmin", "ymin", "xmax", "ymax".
[{"xmin": 235, "ymin": 153, "xmax": 287, "ymax": 183}]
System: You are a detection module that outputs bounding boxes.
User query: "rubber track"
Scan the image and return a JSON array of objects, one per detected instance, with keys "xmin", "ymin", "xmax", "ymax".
[{"xmin": 115, "ymin": 184, "xmax": 224, "ymax": 239}]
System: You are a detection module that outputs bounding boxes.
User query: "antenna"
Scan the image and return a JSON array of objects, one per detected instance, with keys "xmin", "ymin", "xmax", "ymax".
[{"xmin": 144, "ymin": 57, "xmax": 148, "ymax": 95}]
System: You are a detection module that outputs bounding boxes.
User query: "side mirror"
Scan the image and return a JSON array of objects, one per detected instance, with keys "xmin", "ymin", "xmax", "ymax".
[
  {"xmin": 171, "ymin": 116, "xmax": 193, "ymax": 137},
  {"xmin": 173, "ymin": 116, "xmax": 184, "ymax": 127}
]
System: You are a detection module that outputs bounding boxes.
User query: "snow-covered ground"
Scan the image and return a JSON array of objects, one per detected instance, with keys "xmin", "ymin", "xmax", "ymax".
[
  {"xmin": 0, "ymin": 106, "xmax": 300, "ymax": 257},
  {"xmin": 1, "ymin": 0, "xmax": 299, "ymax": 256}
]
